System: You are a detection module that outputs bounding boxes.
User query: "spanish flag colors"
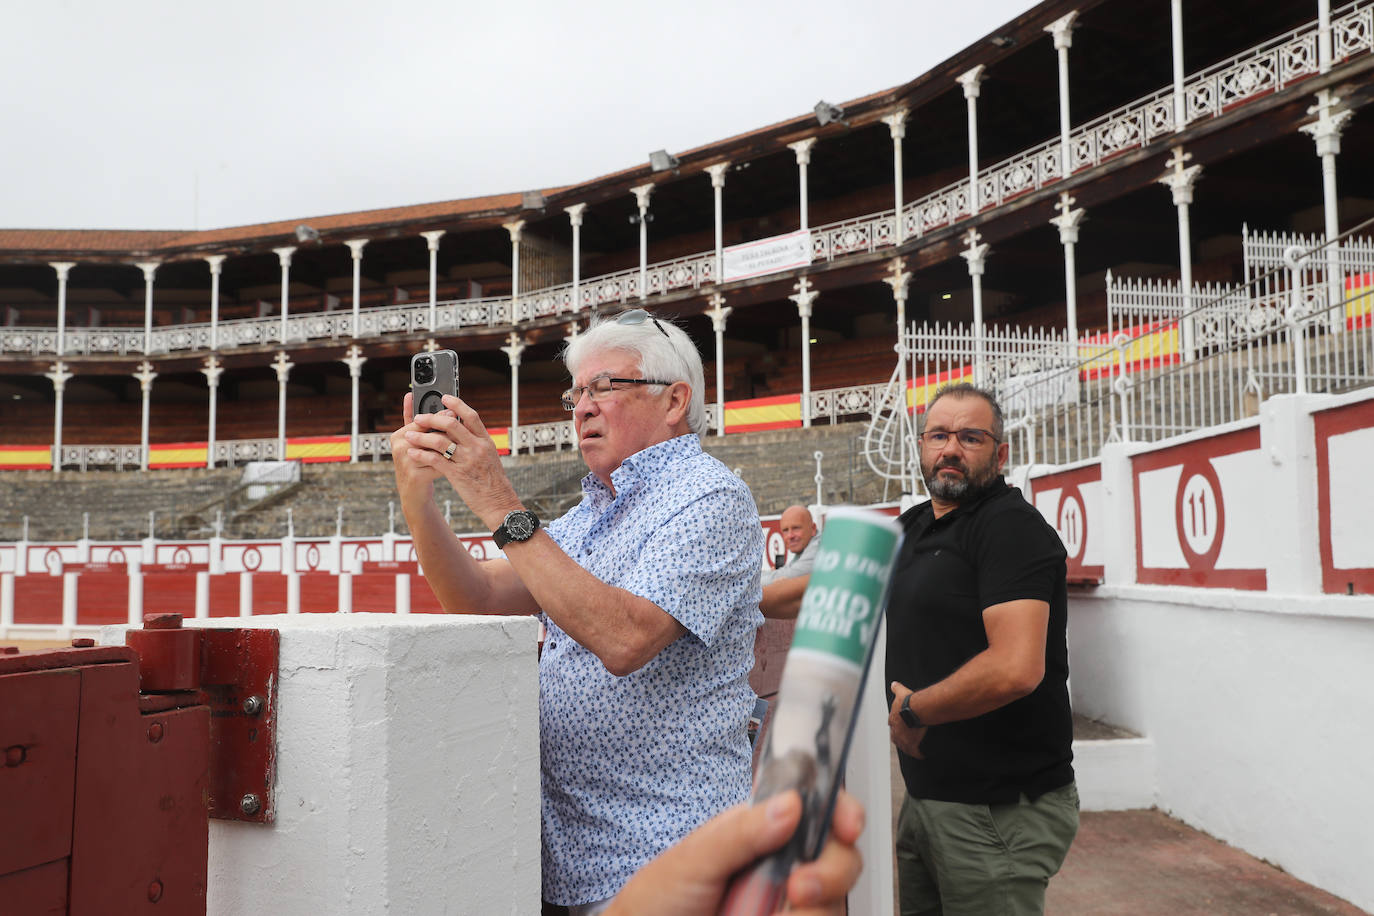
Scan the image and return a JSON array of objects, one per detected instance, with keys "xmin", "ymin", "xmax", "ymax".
[
  {"xmin": 0, "ymin": 445, "xmax": 51, "ymax": 470},
  {"xmin": 148, "ymin": 441, "xmax": 210, "ymax": 469}
]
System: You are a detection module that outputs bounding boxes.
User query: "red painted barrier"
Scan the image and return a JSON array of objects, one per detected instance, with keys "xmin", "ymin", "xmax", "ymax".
[
  {"xmin": 298, "ymin": 573, "xmax": 338, "ymax": 613},
  {"xmin": 207, "ymin": 575, "xmax": 240, "ymax": 618},
  {"xmin": 13, "ymin": 576, "xmax": 63, "ymax": 626},
  {"xmin": 143, "ymin": 573, "xmax": 200, "ymax": 617},
  {"xmin": 75, "ymin": 572, "xmax": 129, "ymax": 626},
  {"xmin": 250, "ymin": 574, "xmax": 289, "ymax": 614}
]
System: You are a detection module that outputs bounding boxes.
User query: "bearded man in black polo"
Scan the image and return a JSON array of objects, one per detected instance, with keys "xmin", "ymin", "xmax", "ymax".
[{"xmin": 886, "ymin": 382, "xmax": 1078, "ymax": 916}]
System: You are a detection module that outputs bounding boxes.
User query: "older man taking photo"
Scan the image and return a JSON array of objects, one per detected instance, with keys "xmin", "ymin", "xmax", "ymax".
[{"xmin": 391, "ymin": 308, "xmax": 763, "ymax": 916}]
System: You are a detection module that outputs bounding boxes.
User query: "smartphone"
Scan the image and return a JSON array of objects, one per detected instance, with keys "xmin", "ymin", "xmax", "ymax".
[{"xmin": 410, "ymin": 349, "xmax": 459, "ymax": 415}]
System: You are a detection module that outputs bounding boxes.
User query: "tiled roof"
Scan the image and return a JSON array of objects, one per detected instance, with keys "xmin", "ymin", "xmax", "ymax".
[{"xmin": 0, "ymin": 191, "xmax": 544, "ymax": 260}]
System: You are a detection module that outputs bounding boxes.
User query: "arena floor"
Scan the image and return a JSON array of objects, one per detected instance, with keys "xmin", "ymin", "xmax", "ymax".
[{"xmin": 887, "ymin": 744, "xmax": 1367, "ymax": 915}]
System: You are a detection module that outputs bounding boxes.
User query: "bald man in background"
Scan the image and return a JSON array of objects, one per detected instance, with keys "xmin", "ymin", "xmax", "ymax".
[{"xmin": 759, "ymin": 504, "xmax": 818, "ymax": 619}]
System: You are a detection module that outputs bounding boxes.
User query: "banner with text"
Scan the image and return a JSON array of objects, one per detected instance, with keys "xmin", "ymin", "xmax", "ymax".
[{"xmin": 722, "ymin": 230, "xmax": 813, "ymax": 283}]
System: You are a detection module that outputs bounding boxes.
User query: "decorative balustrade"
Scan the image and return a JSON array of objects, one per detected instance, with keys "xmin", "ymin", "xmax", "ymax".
[
  {"xmin": 4, "ymin": 2, "xmax": 1371, "ymax": 367},
  {"xmin": 1335, "ymin": 1, "xmax": 1374, "ymax": 57},
  {"xmin": 811, "ymin": 211, "xmax": 897, "ymax": 261},
  {"xmin": 510, "ymin": 420, "xmax": 578, "ymax": 454}
]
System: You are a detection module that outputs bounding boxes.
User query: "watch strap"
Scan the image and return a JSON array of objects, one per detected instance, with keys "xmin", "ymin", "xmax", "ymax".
[
  {"xmin": 492, "ymin": 510, "xmax": 540, "ymax": 549},
  {"xmin": 900, "ymin": 693, "xmax": 924, "ymax": 729}
]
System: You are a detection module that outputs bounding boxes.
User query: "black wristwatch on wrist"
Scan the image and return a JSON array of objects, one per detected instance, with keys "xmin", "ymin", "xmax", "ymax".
[
  {"xmin": 492, "ymin": 509, "xmax": 540, "ymax": 549},
  {"xmin": 899, "ymin": 693, "xmax": 925, "ymax": 729}
]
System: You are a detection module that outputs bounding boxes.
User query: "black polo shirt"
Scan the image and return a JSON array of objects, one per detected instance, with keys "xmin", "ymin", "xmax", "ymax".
[{"xmin": 885, "ymin": 478, "xmax": 1074, "ymax": 804}]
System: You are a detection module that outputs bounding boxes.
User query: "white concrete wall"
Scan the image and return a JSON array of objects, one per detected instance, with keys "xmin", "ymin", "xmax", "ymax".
[
  {"xmin": 104, "ymin": 613, "xmax": 541, "ymax": 916},
  {"xmin": 1068, "ymin": 587, "xmax": 1374, "ymax": 913}
]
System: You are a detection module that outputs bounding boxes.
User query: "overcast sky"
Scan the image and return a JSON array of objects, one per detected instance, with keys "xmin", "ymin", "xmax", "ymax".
[{"xmin": 4, "ymin": 0, "xmax": 1038, "ymax": 232}]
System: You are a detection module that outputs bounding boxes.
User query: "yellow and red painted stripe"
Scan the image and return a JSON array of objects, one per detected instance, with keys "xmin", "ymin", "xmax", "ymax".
[
  {"xmin": 1347, "ymin": 272, "xmax": 1373, "ymax": 330},
  {"xmin": 0, "ymin": 444, "xmax": 51, "ymax": 470},
  {"xmin": 285, "ymin": 435, "xmax": 351, "ymax": 463},
  {"xmin": 149, "ymin": 441, "xmax": 209, "ymax": 469},
  {"xmin": 723, "ymin": 394, "xmax": 802, "ymax": 433},
  {"xmin": 1080, "ymin": 319, "xmax": 1181, "ymax": 378}
]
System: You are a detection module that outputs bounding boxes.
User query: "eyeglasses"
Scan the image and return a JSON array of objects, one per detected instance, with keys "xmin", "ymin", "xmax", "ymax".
[
  {"xmin": 918, "ymin": 428, "xmax": 1001, "ymax": 450},
  {"xmin": 616, "ymin": 308, "xmax": 670, "ymax": 339},
  {"xmin": 561, "ymin": 375, "xmax": 675, "ymax": 410}
]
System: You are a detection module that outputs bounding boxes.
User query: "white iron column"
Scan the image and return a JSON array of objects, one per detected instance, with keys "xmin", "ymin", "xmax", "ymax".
[
  {"xmin": 50, "ymin": 262, "xmax": 75, "ymax": 357},
  {"xmin": 345, "ymin": 239, "xmax": 368, "ymax": 338},
  {"xmin": 272, "ymin": 350, "xmax": 294, "ymax": 458},
  {"xmin": 343, "ymin": 345, "xmax": 367, "ymax": 464},
  {"xmin": 205, "ymin": 255, "xmax": 225, "ymax": 351},
  {"xmin": 790, "ymin": 278, "xmax": 819, "ymax": 428},
  {"xmin": 565, "ymin": 204, "xmax": 586, "ymax": 312},
  {"xmin": 421, "ymin": 230, "xmax": 445, "ymax": 332},
  {"xmin": 1046, "ymin": 12, "xmax": 1078, "ymax": 177},
  {"xmin": 1158, "ymin": 148, "xmax": 1202, "ymax": 359},
  {"xmin": 273, "ymin": 246, "xmax": 296, "ymax": 344},
  {"xmin": 502, "ymin": 332, "xmax": 526, "ymax": 454},
  {"xmin": 706, "ymin": 164, "xmax": 730, "ymax": 282},
  {"xmin": 202, "ymin": 356, "xmax": 223, "ymax": 469},
  {"xmin": 705, "ymin": 294, "xmax": 731, "ymax": 437},
  {"xmin": 1301, "ymin": 91, "xmax": 1354, "ymax": 333},
  {"xmin": 1319, "ymin": 0, "xmax": 1333, "ymax": 73},
  {"xmin": 44, "ymin": 361, "xmax": 72, "ymax": 473},
  {"xmin": 504, "ymin": 220, "xmax": 525, "ymax": 318},
  {"xmin": 788, "ymin": 138, "xmax": 816, "ymax": 231},
  {"xmin": 883, "ymin": 111, "xmax": 909, "ymax": 244},
  {"xmin": 631, "ymin": 184, "xmax": 654, "ymax": 300},
  {"xmin": 1171, "ymin": 0, "xmax": 1186, "ymax": 129},
  {"xmin": 1050, "ymin": 193, "xmax": 1086, "ymax": 348},
  {"xmin": 958, "ymin": 66, "xmax": 986, "ymax": 215},
  {"xmin": 961, "ymin": 230, "xmax": 990, "ymax": 387},
  {"xmin": 137, "ymin": 262, "xmax": 158, "ymax": 355},
  {"xmin": 134, "ymin": 360, "xmax": 157, "ymax": 471},
  {"xmin": 884, "ymin": 260, "xmax": 914, "ymax": 494}
]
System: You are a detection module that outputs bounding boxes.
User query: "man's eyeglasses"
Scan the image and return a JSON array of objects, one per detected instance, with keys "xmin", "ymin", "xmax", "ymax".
[
  {"xmin": 561, "ymin": 375, "xmax": 674, "ymax": 410},
  {"xmin": 918, "ymin": 428, "xmax": 1001, "ymax": 449},
  {"xmin": 616, "ymin": 308, "xmax": 671, "ymax": 339}
]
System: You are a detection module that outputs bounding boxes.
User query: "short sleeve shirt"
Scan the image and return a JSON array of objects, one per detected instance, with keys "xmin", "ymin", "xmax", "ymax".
[
  {"xmin": 760, "ymin": 537, "xmax": 819, "ymax": 586},
  {"xmin": 539, "ymin": 433, "xmax": 764, "ymax": 905},
  {"xmin": 885, "ymin": 479, "xmax": 1074, "ymax": 804}
]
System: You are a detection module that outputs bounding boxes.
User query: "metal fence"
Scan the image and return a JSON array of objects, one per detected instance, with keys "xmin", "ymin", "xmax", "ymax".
[{"xmin": 861, "ymin": 226, "xmax": 1374, "ymax": 487}]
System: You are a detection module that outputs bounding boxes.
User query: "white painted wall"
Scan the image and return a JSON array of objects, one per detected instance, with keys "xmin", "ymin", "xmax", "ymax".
[
  {"xmin": 103, "ymin": 613, "xmax": 541, "ymax": 916},
  {"xmin": 1068, "ymin": 587, "xmax": 1374, "ymax": 913}
]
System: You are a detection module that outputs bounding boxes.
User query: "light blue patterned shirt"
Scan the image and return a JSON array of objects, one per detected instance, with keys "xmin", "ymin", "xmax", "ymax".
[{"xmin": 539, "ymin": 433, "xmax": 764, "ymax": 906}]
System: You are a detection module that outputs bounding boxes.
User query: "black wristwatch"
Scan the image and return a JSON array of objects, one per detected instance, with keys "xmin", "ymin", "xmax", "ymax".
[
  {"xmin": 492, "ymin": 509, "xmax": 540, "ymax": 549},
  {"xmin": 899, "ymin": 693, "xmax": 924, "ymax": 729}
]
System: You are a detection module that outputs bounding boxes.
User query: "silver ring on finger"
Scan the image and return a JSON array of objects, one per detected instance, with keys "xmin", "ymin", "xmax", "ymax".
[{"xmin": 442, "ymin": 442, "xmax": 457, "ymax": 461}]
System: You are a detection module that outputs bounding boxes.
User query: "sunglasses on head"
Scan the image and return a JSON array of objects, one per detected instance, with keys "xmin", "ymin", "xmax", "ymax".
[{"xmin": 616, "ymin": 308, "xmax": 670, "ymax": 339}]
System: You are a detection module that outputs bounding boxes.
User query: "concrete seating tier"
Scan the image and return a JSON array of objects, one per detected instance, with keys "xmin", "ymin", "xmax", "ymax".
[
  {"xmin": 2, "ymin": 424, "xmax": 894, "ymax": 541},
  {"xmin": 0, "ymin": 467, "xmax": 241, "ymax": 541}
]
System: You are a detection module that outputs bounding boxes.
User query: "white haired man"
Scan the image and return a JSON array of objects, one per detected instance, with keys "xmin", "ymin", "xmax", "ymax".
[{"xmin": 391, "ymin": 308, "xmax": 763, "ymax": 915}]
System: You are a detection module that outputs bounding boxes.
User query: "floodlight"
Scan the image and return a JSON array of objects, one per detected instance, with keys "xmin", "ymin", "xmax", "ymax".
[
  {"xmin": 295, "ymin": 224, "xmax": 320, "ymax": 243},
  {"xmin": 649, "ymin": 150, "xmax": 680, "ymax": 172},
  {"xmin": 814, "ymin": 101, "xmax": 847, "ymax": 127},
  {"xmin": 522, "ymin": 191, "xmax": 547, "ymax": 211}
]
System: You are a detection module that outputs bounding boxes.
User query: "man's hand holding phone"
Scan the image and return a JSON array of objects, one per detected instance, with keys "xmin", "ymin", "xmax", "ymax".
[{"xmin": 397, "ymin": 393, "xmax": 520, "ymax": 530}]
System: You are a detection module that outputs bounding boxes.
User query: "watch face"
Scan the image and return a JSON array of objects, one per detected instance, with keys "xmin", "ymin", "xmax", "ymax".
[{"xmin": 506, "ymin": 512, "xmax": 537, "ymax": 540}]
